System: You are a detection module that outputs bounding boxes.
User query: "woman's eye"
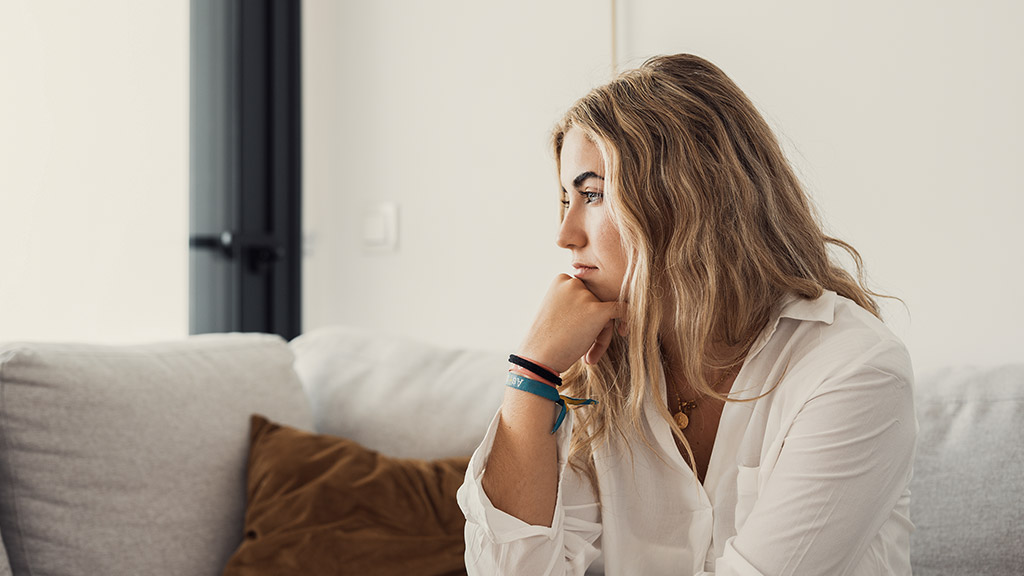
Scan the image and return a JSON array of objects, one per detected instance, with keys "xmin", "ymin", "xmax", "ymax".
[{"xmin": 582, "ymin": 191, "xmax": 604, "ymax": 204}]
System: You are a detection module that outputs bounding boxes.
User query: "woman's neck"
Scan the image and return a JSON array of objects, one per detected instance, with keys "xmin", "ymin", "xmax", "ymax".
[{"xmin": 658, "ymin": 331, "xmax": 741, "ymax": 395}]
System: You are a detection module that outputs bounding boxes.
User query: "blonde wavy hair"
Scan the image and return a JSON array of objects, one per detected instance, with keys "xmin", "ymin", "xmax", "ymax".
[{"xmin": 553, "ymin": 54, "xmax": 885, "ymax": 487}]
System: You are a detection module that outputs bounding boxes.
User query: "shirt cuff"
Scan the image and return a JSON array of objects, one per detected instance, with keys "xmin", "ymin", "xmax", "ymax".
[{"xmin": 457, "ymin": 407, "xmax": 575, "ymax": 544}]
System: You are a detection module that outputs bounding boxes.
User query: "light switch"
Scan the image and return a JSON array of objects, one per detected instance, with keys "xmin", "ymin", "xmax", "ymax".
[{"xmin": 362, "ymin": 202, "xmax": 399, "ymax": 251}]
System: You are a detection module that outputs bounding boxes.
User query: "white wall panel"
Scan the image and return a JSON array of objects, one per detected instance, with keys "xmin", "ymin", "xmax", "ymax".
[
  {"xmin": 303, "ymin": 0, "xmax": 1024, "ymax": 372},
  {"xmin": 616, "ymin": 0, "xmax": 1024, "ymax": 372},
  {"xmin": 302, "ymin": 0, "xmax": 612, "ymax": 350},
  {"xmin": 0, "ymin": 0, "xmax": 189, "ymax": 343}
]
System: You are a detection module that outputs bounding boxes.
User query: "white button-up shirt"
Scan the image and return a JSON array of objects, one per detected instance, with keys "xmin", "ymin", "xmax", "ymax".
[{"xmin": 458, "ymin": 291, "xmax": 916, "ymax": 575}]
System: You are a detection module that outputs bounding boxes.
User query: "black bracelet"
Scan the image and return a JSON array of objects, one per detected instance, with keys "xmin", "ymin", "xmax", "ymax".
[{"xmin": 508, "ymin": 354, "xmax": 563, "ymax": 387}]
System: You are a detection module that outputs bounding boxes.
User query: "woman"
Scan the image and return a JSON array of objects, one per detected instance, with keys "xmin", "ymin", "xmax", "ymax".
[{"xmin": 457, "ymin": 54, "xmax": 915, "ymax": 575}]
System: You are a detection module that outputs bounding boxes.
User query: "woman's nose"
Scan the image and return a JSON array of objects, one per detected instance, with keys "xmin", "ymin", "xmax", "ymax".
[{"xmin": 556, "ymin": 208, "xmax": 586, "ymax": 249}]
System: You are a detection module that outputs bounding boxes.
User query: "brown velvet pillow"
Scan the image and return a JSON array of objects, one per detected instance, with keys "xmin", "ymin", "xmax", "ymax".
[{"xmin": 222, "ymin": 415, "xmax": 470, "ymax": 576}]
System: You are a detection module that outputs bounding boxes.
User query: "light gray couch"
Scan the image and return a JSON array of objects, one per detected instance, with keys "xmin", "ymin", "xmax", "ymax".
[
  {"xmin": 909, "ymin": 364, "xmax": 1024, "ymax": 574},
  {"xmin": 0, "ymin": 327, "xmax": 1019, "ymax": 575}
]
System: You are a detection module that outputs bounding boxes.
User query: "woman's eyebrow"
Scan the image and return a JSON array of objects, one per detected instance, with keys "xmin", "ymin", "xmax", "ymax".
[{"xmin": 573, "ymin": 171, "xmax": 604, "ymax": 189}]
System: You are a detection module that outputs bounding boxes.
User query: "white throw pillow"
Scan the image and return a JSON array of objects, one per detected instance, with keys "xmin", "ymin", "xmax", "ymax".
[{"xmin": 291, "ymin": 326, "xmax": 507, "ymax": 459}]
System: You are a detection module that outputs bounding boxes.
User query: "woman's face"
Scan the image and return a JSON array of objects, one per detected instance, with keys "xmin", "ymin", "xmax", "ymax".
[{"xmin": 557, "ymin": 127, "xmax": 629, "ymax": 302}]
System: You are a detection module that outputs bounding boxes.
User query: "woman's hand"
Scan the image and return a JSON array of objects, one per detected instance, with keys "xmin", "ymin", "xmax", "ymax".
[{"xmin": 517, "ymin": 274, "xmax": 624, "ymax": 373}]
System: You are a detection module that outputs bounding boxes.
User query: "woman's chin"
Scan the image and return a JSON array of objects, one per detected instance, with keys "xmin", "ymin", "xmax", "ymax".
[{"xmin": 585, "ymin": 282, "xmax": 620, "ymax": 303}]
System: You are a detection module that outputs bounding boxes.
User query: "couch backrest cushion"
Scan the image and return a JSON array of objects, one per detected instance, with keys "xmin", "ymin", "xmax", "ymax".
[
  {"xmin": 910, "ymin": 364, "xmax": 1024, "ymax": 575},
  {"xmin": 291, "ymin": 326, "xmax": 507, "ymax": 459},
  {"xmin": 0, "ymin": 334, "xmax": 313, "ymax": 576}
]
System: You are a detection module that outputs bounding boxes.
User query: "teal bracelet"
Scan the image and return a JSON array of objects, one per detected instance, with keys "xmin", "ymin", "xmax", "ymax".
[{"xmin": 505, "ymin": 373, "xmax": 598, "ymax": 434}]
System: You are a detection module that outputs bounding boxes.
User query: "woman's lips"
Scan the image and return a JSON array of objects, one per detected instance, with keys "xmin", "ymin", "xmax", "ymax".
[{"xmin": 572, "ymin": 264, "xmax": 598, "ymax": 278}]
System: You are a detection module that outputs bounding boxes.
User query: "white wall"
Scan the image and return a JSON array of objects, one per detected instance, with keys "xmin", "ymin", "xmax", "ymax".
[
  {"xmin": 614, "ymin": 0, "xmax": 1024, "ymax": 372},
  {"xmin": 0, "ymin": 1, "xmax": 189, "ymax": 343},
  {"xmin": 302, "ymin": 0, "xmax": 612, "ymax": 349},
  {"xmin": 304, "ymin": 0, "xmax": 1023, "ymax": 373}
]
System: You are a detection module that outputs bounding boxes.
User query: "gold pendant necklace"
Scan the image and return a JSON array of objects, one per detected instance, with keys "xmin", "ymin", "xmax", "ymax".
[
  {"xmin": 671, "ymin": 366, "xmax": 737, "ymax": 431},
  {"xmin": 673, "ymin": 399, "xmax": 698, "ymax": 430}
]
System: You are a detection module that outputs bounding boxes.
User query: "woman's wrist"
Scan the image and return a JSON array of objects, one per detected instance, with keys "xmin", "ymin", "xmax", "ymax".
[
  {"xmin": 508, "ymin": 365, "xmax": 557, "ymax": 387},
  {"xmin": 503, "ymin": 371, "xmax": 597, "ymax": 434},
  {"xmin": 508, "ymin": 354, "xmax": 562, "ymax": 387},
  {"xmin": 513, "ymin": 344, "xmax": 569, "ymax": 374}
]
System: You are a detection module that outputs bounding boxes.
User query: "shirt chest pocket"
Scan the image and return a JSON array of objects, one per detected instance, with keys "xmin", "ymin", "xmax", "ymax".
[{"xmin": 734, "ymin": 464, "xmax": 761, "ymax": 532}]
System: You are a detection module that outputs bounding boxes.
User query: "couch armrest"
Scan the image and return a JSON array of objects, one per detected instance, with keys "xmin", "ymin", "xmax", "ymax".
[{"xmin": 0, "ymin": 334, "xmax": 313, "ymax": 576}]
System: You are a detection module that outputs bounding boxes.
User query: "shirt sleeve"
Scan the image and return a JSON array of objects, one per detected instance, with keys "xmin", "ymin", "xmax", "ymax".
[
  {"xmin": 715, "ymin": 340, "xmax": 916, "ymax": 576},
  {"xmin": 456, "ymin": 409, "xmax": 603, "ymax": 576}
]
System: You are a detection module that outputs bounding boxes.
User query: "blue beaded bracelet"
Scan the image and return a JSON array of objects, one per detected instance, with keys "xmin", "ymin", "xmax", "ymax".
[{"xmin": 505, "ymin": 373, "xmax": 597, "ymax": 434}]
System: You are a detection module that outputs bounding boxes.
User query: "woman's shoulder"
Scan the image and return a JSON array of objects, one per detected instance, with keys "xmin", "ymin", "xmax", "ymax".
[
  {"xmin": 761, "ymin": 290, "xmax": 913, "ymax": 397},
  {"xmin": 732, "ymin": 292, "xmax": 915, "ymax": 438}
]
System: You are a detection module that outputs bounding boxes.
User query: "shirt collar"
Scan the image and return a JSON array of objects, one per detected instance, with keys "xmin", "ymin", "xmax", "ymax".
[
  {"xmin": 777, "ymin": 289, "xmax": 836, "ymax": 324},
  {"xmin": 744, "ymin": 290, "xmax": 837, "ymax": 362}
]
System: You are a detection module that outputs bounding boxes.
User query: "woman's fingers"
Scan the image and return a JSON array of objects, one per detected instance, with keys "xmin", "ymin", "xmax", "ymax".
[
  {"xmin": 615, "ymin": 315, "xmax": 629, "ymax": 336},
  {"xmin": 586, "ymin": 301, "xmax": 627, "ymax": 365},
  {"xmin": 518, "ymin": 275, "xmax": 625, "ymax": 373},
  {"xmin": 584, "ymin": 320, "xmax": 616, "ymax": 365}
]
